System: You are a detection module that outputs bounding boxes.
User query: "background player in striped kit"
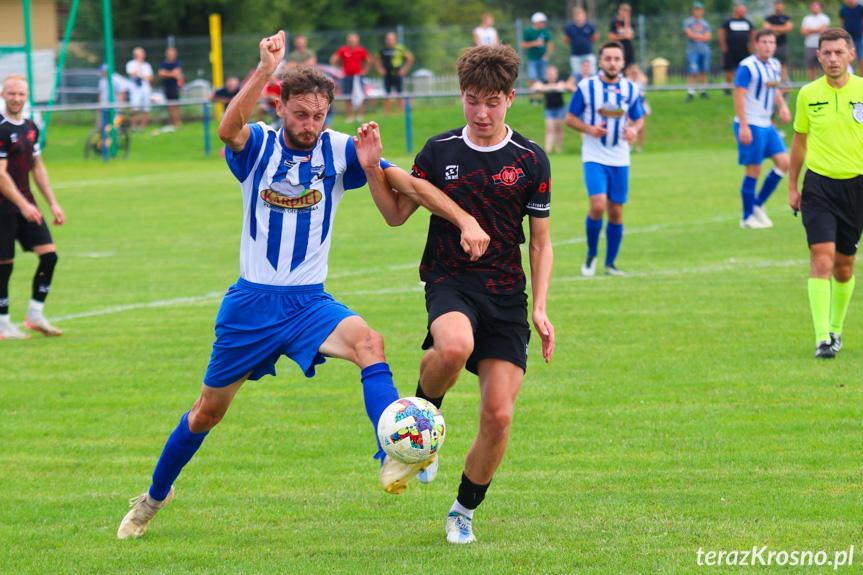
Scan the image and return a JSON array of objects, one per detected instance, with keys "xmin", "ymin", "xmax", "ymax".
[
  {"xmin": 566, "ymin": 41, "xmax": 645, "ymax": 277},
  {"xmin": 733, "ymin": 29, "xmax": 791, "ymax": 229},
  {"xmin": 117, "ymin": 31, "xmax": 488, "ymax": 540}
]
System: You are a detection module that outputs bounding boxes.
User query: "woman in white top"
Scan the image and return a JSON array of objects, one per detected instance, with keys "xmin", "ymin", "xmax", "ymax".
[{"xmin": 473, "ymin": 14, "xmax": 500, "ymax": 46}]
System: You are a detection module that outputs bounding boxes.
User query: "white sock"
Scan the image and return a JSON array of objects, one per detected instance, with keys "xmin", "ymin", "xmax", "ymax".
[
  {"xmin": 28, "ymin": 299, "xmax": 44, "ymax": 321},
  {"xmin": 0, "ymin": 313, "xmax": 10, "ymax": 325},
  {"xmin": 450, "ymin": 500, "xmax": 474, "ymax": 520}
]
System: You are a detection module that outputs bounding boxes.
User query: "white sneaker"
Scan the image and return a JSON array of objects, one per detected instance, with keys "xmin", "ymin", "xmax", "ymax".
[
  {"xmin": 581, "ymin": 256, "xmax": 597, "ymax": 277},
  {"xmin": 740, "ymin": 215, "xmax": 771, "ymax": 229},
  {"xmin": 24, "ymin": 317, "xmax": 63, "ymax": 337},
  {"xmin": 417, "ymin": 455, "xmax": 439, "ymax": 484},
  {"xmin": 0, "ymin": 320, "xmax": 30, "ymax": 340},
  {"xmin": 118, "ymin": 487, "xmax": 174, "ymax": 539},
  {"xmin": 751, "ymin": 205, "xmax": 774, "ymax": 227},
  {"xmin": 445, "ymin": 512, "xmax": 477, "ymax": 544},
  {"xmin": 380, "ymin": 454, "xmax": 436, "ymax": 495}
]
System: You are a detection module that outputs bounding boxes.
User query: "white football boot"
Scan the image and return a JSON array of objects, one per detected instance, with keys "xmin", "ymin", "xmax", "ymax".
[
  {"xmin": 380, "ymin": 455, "xmax": 437, "ymax": 495},
  {"xmin": 117, "ymin": 487, "xmax": 174, "ymax": 539},
  {"xmin": 445, "ymin": 512, "xmax": 477, "ymax": 544}
]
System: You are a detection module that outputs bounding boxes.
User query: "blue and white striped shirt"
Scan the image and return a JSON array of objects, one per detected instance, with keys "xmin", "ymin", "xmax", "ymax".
[
  {"xmin": 568, "ymin": 75, "xmax": 645, "ymax": 166},
  {"xmin": 734, "ymin": 55, "xmax": 782, "ymax": 128},
  {"xmin": 225, "ymin": 123, "xmax": 376, "ymax": 286}
]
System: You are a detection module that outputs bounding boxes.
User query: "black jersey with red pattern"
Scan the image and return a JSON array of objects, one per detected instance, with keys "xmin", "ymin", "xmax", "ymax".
[
  {"xmin": 0, "ymin": 116, "xmax": 40, "ymax": 214},
  {"xmin": 411, "ymin": 126, "xmax": 551, "ymax": 295}
]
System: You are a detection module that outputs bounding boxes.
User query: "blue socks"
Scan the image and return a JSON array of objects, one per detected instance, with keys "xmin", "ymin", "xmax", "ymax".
[
  {"xmin": 741, "ymin": 175, "xmax": 757, "ymax": 219},
  {"xmin": 149, "ymin": 412, "xmax": 208, "ymax": 501},
  {"xmin": 585, "ymin": 216, "xmax": 603, "ymax": 258},
  {"xmin": 755, "ymin": 168, "xmax": 784, "ymax": 207},
  {"xmin": 605, "ymin": 222, "xmax": 623, "ymax": 267},
  {"xmin": 360, "ymin": 362, "xmax": 400, "ymax": 463}
]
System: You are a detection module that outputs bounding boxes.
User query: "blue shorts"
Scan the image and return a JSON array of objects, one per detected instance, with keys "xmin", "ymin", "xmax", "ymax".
[
  {"xmin": 734, "ymin": 122, "xmax": 787, "ymax": 166},
  {"xmin": 583, "ymin": 162, "xmax": 630, "ymax": 204},
  {"xmin": 855, "ymin": 38, "xmax": 863, "ymax": 56},
  {"xmin": 545, "ymin": 106, "xmax": 566, "ymax": 120},
  {"xmin": 527, "ymin": 59, "xmax": 547, "ymax": 82},
  {"xmin": 203, "ymin": 278, "xmax": 357, "ymax": 388},
  {"xmin": 687, "ymin": 52, "xmax": 711, "ymax": 75}
]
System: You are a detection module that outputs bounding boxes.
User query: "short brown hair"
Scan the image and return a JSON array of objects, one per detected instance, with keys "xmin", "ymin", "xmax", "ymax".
[
  {"xmin": 457, "ymin": 44, "xmax": 520, "ymax": 95},
  {"xmin": 598, "ymin": 41, "xmax": 625, "ymax": 58},
  {"xmin": 818, "ymin": 27, "xmax": 853, "ymax": 49},
  {"xmin": 280, "ymin": 67, "xmax": 334, "ymax": 104},
  {"xmin": 755, "ymin": 28, "xmax": 776, "ymax": 42}
]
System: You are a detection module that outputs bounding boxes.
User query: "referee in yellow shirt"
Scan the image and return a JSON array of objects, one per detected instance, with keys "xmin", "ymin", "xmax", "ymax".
[{"xmin": 789, "ymin": 28, "xmax": 863, "ymax": 358}]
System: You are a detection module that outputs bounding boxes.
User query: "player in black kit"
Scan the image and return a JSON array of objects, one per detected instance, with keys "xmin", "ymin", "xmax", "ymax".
[
  {"xmin": 0, "ymin": 75, "xmax": 65, "ymax": 339},
  {"xmin": 356, "ymin": 43, "xmax": 555, "ymax": 545}
]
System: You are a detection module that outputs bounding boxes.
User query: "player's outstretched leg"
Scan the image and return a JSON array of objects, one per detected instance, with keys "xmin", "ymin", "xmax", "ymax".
[
  {"xmin": 117, "ymin": 487, "xmax": 175, "ymax": 539},
  {"xmin": 0, "ymin": 261, "xmax": 29, "ymax": 340},
  {"xmin": 380, "ymin": 454, "xmax": 438, "ymax": 495}
]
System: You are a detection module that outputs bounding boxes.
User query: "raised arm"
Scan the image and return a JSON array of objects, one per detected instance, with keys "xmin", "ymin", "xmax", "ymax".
[
  {"xmin": 31, "ymin": 156, "xmax": 64, "ymax": 225},
  {"xmin": 528, "ymin": 215, "xmax": 554, "ymax": 362},
  {"xmin": 0, "ymin": 159, "xmax": 41, "ymax": 224},
  {"xmin": 218, "ymin": 31, "xmax": 285, "ymax": 152}
]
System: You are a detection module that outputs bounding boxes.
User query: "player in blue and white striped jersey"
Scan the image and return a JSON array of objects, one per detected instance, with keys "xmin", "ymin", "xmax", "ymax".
[
  {"xmin": 117, "ymin": 31, "xmax": 489, "ymax": 540},
  {"xmin": 566, "ymin": 40, "xmax": 644, "ymax": 276},
  {"xmin": 733, "ymin": 28, "xmax": 791, "ymax": 229}
]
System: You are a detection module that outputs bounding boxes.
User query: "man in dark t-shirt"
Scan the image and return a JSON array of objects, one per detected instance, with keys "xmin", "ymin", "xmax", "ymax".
[
  {"xmin": 0, "ymin": 75, "xmax": 64, "ymax": 339},
  {"xmin": 357, "ymin": 44, "xmax": 554, "ymax": 546},
  {"xmin": 609, "ymin": 3, "xmax": 636, "ymax": 69},
  {"xmin": 719, "ymin": 3, "xmax": 755, "ymax": 92},
  {"xmin": 765, "ymin": 1, "xmax": 794, "ymax": 82},
  {"xmin": 840, "ymin": 0, "xmax": 863, "ymax": 72},
  {"xmin": 158, "ymin": 47, "xmax": 183, "ymax": 129}
]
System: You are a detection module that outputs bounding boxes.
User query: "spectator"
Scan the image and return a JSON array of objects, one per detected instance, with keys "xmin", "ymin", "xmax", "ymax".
[
  {"xmin": 684, "ymin": 1, "xmax": 712, "ymax": 101},
  {"xmin": 330, "ymin": 33, "xmax": 371, "ymax": 122},
  {"xmin": 521, "ymin": 12, "xmax": 553, "ymax": 104},
  {"xmin": 625, "ymin": 64, "xmax": 650, "ymax": 152},
  {"xmin": 375, "ymin": 32, "xmax": 414, "ymax": 116},
  {"xmin": 565, "ymin": 59, "xmax": 594, "ymax": 91},
  {"xmin": 211, "ymin": 76, "xmax": 240, "ymax": 104},
  {"xmin": 564, "ymin": 7, "xmax": 599, "ymax": 77},
  {"xmin": 719, "ymin": 3, "xmax": 754, "ymax": 94},
  {"xmin": 287, "ymin": 35, "xmax": 316, "ymax": 69},
  {"xmin": 840, "ymin": 0, "xmax": 863, "ymax": 73},
  {"xmin": 764, "ymin": 1, "xmax": 794, "ymax": 85},
  {"xmin": 98, "ymin": 64, "xmax": 129, "ymax": 105},
  {"xmin": 609, "ymin": 3, "xmax": 636, "ymax": 71},
  {"xmin": 125, "ymin": 47, "xmax": 153, "ymax": 131},
  {"xmin": 473, "ymin": 13, "xmax": 500, "ymax": 47},
  {"xmin": 801, "ymin": 1, "xmax": 830, "ymax": 80},
  {"xmin": 256, "ymin": 74, "xmax": 281, "ymax": 124},
  {"xmin": 531, "ymin": 65, "xmax": 569, "ymax": 154},
  {"xmin": 158, "ymin": 47, "xmax": 183, "ymax": 131}
]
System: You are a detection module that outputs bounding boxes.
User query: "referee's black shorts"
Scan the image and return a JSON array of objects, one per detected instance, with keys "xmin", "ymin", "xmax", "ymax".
[
  {"xmin": 422, "ymin": 283, "xmax": 530, "ymax": 376},
  {"xmin": 801, "ymin": 170, "xmax": 863, "ymax": 255},
  {"xmin": 0, "ymin": 210, "xmax": 53, "ymax": 260}
]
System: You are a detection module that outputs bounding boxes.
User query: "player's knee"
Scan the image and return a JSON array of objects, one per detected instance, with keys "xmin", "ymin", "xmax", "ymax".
[
  {"xmin": 479, "ymin": 405, "xmax": 513, "ymax": 440},
  {"xmin": 354, "ymin": 328, "xmax": 386, "ymax": 363},
  {"xmin": 834, "ymin": 263, "xmax": 854, "ymax": 283},
  {"xmin": 188, "ymin": 403, "xmax": 227, "ymax": 432},
  {"xmin": 435, "ymin": 336, "xmax": 473, "ymax": 368},
  {"xmin": 40, "ymin": 251, "xmax": 58, "ymax": 268}
]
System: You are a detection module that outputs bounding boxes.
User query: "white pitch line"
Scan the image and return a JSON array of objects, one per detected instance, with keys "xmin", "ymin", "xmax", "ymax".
[{"xmin": 48, "ymin": 258, "xmax": 808, "ymax": 324}]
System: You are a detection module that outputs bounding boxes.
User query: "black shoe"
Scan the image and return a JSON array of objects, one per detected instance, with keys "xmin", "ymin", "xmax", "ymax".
[
  {"xmin": 724, "ymin": 88, "xmax": 732, "ymax": 96},
  {"xmin": 686, "ymin": 93, "xmax": 694, "ymax": 102},
  {"xmin": 815, "ymin": 341, "xmax": 836, "ymax": 358},
  {"xmin": 830, "ymin": 333, "xmax": 843, "ymax": 353},
  {"xmin": 700, "ymin": 91, "xmax": 709, "ymax": 99}
]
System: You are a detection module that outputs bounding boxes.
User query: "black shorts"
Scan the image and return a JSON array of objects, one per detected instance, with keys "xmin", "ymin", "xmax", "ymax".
[
  {"xmin": 164, "ymin": 86, "xmax": 180, "ymax": 101},
  {"xmin": 384, "ymin": 75, "xmax": 403, "ymax": 94},
  {"xmin": 774, "ymin": 43, "xmax": 789, "ymax": 65},
  {"xmin": 801, "ymin": 170, "xmax": 863, "ymax": 255},
  {"xmin": 422, "ymin": 283, "xmax": 530, "ymax": 376},
  {"xmin": 723, "ymin": 50, "xmax": 749, "ymax": 72},
  {"xmin": 0, "ymin": 210, "xmax": 53, "ymax": 260}
]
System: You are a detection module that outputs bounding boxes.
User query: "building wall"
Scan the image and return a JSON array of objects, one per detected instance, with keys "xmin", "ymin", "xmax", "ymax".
[{"xmin": 0, "ymin": 0, "xmax": 58, "ymax": 51}]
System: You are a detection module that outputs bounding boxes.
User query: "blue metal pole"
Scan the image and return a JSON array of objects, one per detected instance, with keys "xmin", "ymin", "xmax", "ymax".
[
  {"xmin": 203, "ymin": 102, "xmax": 211, "ymax": 156},
  {"xmin": 404, "ymin": 95, "xmax": 413, "ymax": 155}
]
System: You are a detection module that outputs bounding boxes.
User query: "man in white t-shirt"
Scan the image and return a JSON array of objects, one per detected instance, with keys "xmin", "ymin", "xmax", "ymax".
[
  {"xmin": 125, "ymin": 47, "xmax": 154, "ymax": 131},
  {"xmin": 801, "ymin": 1, "xmax": 830, "ymax": 80}
]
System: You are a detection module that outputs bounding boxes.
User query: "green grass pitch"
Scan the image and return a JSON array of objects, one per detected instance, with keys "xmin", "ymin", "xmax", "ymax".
[{"xmin": 2, "ymin": 91, "xmax": 862, "ymax": 574}]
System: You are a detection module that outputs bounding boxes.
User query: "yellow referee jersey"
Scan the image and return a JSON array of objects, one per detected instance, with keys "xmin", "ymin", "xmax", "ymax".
[{"xmin": 794, "ymin": 74, "xmax": 863, "ymax": 180}]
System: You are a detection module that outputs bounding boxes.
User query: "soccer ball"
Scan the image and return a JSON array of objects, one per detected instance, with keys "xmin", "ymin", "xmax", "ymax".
[{"xmin": 377, "ymin": 397, "xmax": 446, "ymax": 465}]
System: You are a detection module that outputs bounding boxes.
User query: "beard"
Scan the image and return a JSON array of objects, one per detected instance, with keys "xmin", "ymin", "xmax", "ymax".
[
  {"xmin": 283, "ymin": 125, "xmax": 320, "ymax": 151},
  {"xmin": 602, "ymin": 69, "xmax": 620, "ymax": 80}
]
